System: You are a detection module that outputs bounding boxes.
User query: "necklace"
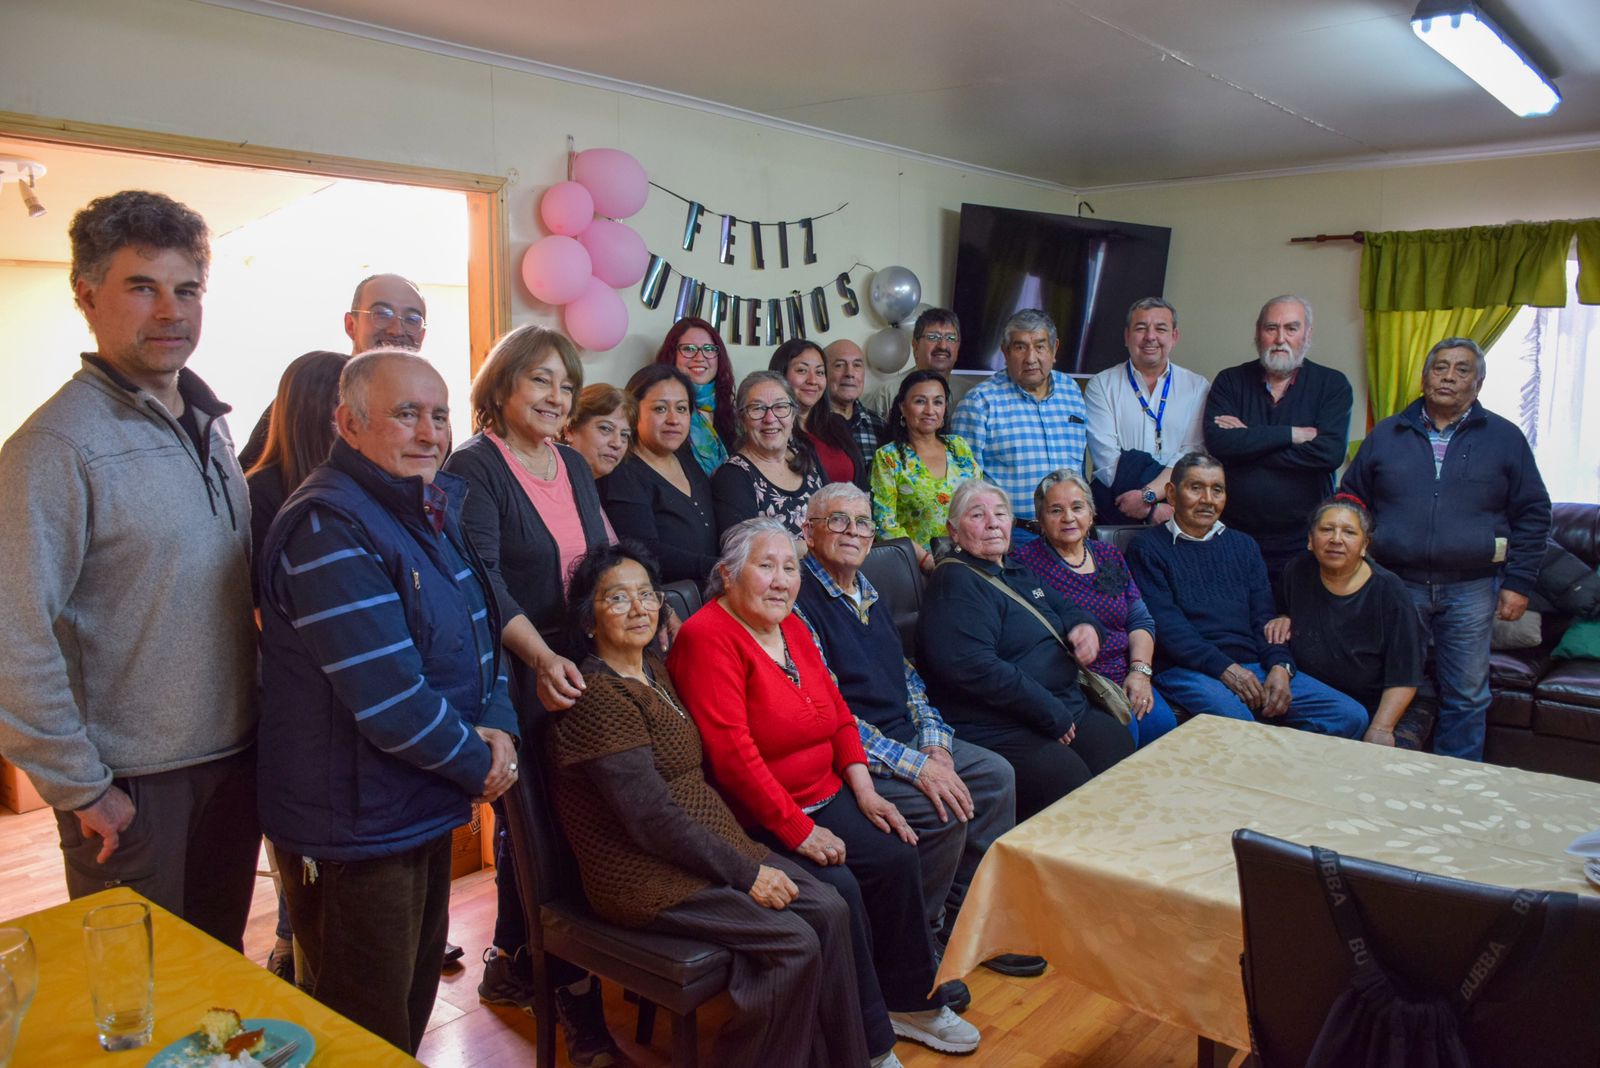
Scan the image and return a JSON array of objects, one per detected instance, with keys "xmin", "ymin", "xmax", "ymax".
[
  {"xmin": 1058, "ymin": 542, "xmax": 1091, "ymax": 571},
  {"xmin": 508, "ymin": 438, "xmax": 556, "ymax": 480},
  {"xmin": 613, "ymin": 662, "xmax": 689, "ymax": 720}
]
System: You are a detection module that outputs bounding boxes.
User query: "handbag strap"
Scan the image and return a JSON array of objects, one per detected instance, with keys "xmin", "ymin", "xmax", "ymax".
[{"xmin": 936, "ymin": 556, "xmax": 1071, "ymax": 652}]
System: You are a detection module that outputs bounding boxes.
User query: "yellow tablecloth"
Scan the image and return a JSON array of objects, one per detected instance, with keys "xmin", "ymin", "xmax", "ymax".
[
  {"xmin": 935, "ymin": 716, "xmax": 1600, "ymax": 1050},
  {"xmin": 3, "ymin": 887, "xmax": 417, "ymax": 1065}
]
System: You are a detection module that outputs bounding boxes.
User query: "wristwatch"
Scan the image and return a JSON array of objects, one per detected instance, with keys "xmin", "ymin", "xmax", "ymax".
[
  {"xmin": 1128, "ymin": 661, "xmax": 1153, "ymax": 677},
  {"xmin": 1140, "ymin": 488, "xmax": 1158, "ymax": 506}
]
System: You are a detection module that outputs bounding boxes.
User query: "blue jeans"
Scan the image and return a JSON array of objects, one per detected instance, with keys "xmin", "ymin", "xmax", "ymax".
[
  {"xmin": 1128, "ymin": 687, "xmax": 1179, "ymax": 748},
  {"xmin": 1155, "ymin": 664, "xmax": 1366, "ymax": 738},
  {"xmin": 1405, "ymin": 577, "xmax": 1497, "ymax": 761}
]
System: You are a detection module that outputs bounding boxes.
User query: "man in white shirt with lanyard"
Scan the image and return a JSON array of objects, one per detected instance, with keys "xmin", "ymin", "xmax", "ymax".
[{"xmin": 1082, "ymin": 297, "xmax": 1210, "ymax": 525}]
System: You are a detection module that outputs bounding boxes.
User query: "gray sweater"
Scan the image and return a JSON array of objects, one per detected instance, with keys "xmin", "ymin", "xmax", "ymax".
[{"xmin": 0, "ymin": 357, "xmax": 257, "ymax": 810}]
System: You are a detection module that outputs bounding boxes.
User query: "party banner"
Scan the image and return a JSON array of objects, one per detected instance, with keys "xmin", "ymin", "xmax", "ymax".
[
  {"xmin": 652, "ymin": 181, "xmax": 846, "ymax": 269},
  {"xmin": 640, "ymin": 254, "xmax": 863, "ymax": 346}
]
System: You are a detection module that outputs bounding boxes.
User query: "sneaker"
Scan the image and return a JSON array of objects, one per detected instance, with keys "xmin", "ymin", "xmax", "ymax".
[
  {"xmin": 265, "ymin": 940, "xmax": 295, "ymax": 986},
  {"xmin": 870, "ymin": 1052, "xmax": 905, "ymax": 1068},
  {"xmin": 981, "ymin": 953, "xmax": 1048, "ymax": 977},
  {"xmin": 939, "ymin": 979, "xmax": 972, "ymax": 1015},
  {"xmin": 888, "ymin": 1004, "xmax": 980, "ymax": 1054},
  {"xmin": 442, "ymin": 939, "xmax": 465, "ymax": 969},
  {"xmin": 477, "ymin": 948, "xmax": 536, "ymax": 1014},
  {"xmin": 555, "ymin": 980, "xmax": 620, "ymax": 1067}
]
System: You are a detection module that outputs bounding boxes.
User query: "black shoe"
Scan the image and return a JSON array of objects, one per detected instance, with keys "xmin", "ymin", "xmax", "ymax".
[
  {"xmin": 442, "ymin": 939, "xmax": 465, "ymax": 969},
  {"xmin": 981, "ymin": 953, "xmax": 1048, "ymax": 977},
  {"xmin": 939, "ymin": 979, "xmax": 972, "ymax": 1014},
  {"xmin": 265, "ymin": 941, "xmax": 295, "ymax": 986},
  {"xmin": 478, "ymin": 948, "xmax": 536, "ymax": 1015},
  {"xmin": 556, "ymin": 980, "xmax": 620, "ymax": 1067}
]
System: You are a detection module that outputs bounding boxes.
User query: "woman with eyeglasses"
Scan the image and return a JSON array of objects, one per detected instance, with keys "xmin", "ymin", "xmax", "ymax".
[
  {"xmin": 653, "ymin": 317, "xmax": 736, "ymax": 476},
  {"xmin": 769, "ymin": 339, "xmax": 867, "ymax": 490},
  {"xmin": 711, "ymin": 371, "xmax": 826, "ymax": 538},
  {"xmin": 598, "ymin": 365, "xmax": 720, "ymax": 585},
  {"xmin": 440, "ymin": 324, "xmax": 622, "ymax": 1065},
  {"xmin": 870, "ymin": 370, "xmax": 981, "ymax": 572},
  {"xmin": 550, "ymin": 541, "xmax": 871, "ymax": 1068},
  {"xmin": 561, "ymin": 384, "xmax": 635, "ymax": 482}
]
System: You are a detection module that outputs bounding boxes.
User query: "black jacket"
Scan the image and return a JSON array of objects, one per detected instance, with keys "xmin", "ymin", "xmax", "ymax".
[{"xmin": 1341, "ymin": 399, "xmax": 1550, "ymax": 594}]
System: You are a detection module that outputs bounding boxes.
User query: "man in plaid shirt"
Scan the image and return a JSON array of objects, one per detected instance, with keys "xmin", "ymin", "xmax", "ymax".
[
  {"xmin": 951, "ymin": 308, "xmax": 1089, "ymax": 524},
  {"xmin": 823, "ymin": 338, "xmax": 888, "ymax": 465},
  {"xmin": 794, "ymin": 484, "xmax": 1046, "ymax": 992}
]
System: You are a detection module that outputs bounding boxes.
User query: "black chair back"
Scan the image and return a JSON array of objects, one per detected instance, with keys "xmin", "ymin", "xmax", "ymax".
[
  {"xmin": 861, "ymin": 536, "xmax": 923, "ymax": 658},
  {"xmin": 498, "ymin": 702, "xmax": 583, "ymax": 938},
  {"xmin": 1232, "ymin": 828, "xmax": 1600, "ymax": 1068},
  {"xmin": 662, "ymin": 578, "xmax": 704, "ymax": 625}
]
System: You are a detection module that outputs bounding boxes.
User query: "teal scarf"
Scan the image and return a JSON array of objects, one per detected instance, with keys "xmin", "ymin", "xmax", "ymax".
[{"xmin": 688, "ymin": 381, "xmax": 727, "ymax": 475}]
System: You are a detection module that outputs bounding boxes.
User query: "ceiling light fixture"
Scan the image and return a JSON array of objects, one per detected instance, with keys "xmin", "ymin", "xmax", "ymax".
[
  {"xmin": 1411, "ymin": 0, "xmax": 1561, "ymax": 117},
  {"xmin": 0, "ymin": 156, "xmax": 49, "ymax": 219}
]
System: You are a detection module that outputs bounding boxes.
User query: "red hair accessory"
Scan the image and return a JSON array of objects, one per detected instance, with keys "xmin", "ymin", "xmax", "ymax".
[{"xmin": 1333, "ymin": 492, "xmax": 1367, "ymax": 510}]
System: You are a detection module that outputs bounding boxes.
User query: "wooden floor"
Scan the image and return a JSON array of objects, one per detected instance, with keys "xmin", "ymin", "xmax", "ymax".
[{"xmin": 1, "ymin": 804, "xmax": 1232, "ymax": 1066}]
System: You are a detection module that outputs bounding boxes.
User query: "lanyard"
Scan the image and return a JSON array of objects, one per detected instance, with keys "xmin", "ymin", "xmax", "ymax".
[{"xmin": 1126, "ymin": 362, "xmax": 1171, "ymax": 452}]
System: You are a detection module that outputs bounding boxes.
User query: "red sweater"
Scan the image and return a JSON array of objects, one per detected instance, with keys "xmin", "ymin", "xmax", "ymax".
[{"xmin": 668, "ymin": 600, "xmax": 868, "ymax": 849}]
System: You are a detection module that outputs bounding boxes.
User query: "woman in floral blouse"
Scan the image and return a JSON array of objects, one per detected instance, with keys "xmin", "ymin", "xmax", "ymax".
[{"xmin": 870, "ymin": 369, "xmax": 981, "ymax": 572}]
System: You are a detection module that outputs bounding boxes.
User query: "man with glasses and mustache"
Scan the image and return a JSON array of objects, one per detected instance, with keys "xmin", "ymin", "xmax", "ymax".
[
  {"xmin": 863, "ymin": 308, "xmax": 963, "ymax": 419},
  {"xmin": 1203, "ymin": 295, "xmax": 1353, "ymax": 591},
  {"xmin": 238, "ymin": 273, "xmax": 429, "ymax": 470}
]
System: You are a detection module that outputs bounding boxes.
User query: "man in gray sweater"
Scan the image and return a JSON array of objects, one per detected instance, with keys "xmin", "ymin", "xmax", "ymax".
[{"xmin": 0, "ymin": 190, "xmax": 258, "ymax": 949}]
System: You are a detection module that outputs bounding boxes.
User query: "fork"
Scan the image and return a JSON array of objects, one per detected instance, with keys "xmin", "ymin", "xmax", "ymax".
[{"xmin": 260, "ymin": 1039, "xmax": 301, "ymax": 1068}]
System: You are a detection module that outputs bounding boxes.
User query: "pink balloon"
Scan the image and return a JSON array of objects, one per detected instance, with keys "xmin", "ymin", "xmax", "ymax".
[
  {"xmin": 520, "ymin": 236, "xmax": 592, "ymax": 305},
  {"xmin": 578, "ymin": 219, "xmax": 649, "ymax": 288},
  {"xmin": 565, "ymin": 277, "xmax": 628, "ymax": 351},
  {"xmin": 573, "ymin": 148, "xmax": 649, "ymax": 219},
  {"xmin": 539, "ymin": 181, "xmax": 595, "ymax": 237}
]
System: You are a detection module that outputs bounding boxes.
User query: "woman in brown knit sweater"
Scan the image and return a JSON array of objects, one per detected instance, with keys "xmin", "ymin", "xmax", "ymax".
[{"xmin": 547, "ymin": 542, "xmax": 872, "ymax": 1068}]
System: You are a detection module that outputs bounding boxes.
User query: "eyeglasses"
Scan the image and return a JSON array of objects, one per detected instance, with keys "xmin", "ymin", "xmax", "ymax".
[
  {"xmin": 918, "ymin": 331, "xmax": 959, "ymax": 344},
  {"xmin": 818, "ymin": 512, "xmax": 875, "ymax": 535},
  {"xmin": 354, "ymin": 306, "xmax": 426, "ymax": 334},
  {"xmin": 599, "ymin": 589, "xmax": 665, "ymax": 614},
  {"xmin": 676, "ymin": 343, "xmax": 720, "ymax": 358},
  {"xmin": 742, "ymin": 400, "xmax": 795, "ymax": 420}
]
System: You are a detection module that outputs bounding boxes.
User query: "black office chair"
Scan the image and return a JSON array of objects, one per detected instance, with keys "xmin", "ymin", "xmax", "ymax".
[
  {"xmin": 497, "ymin": 706, "xmax": 730, "ymax": 1067},
  {"xmin": 860, "ymin": 535, "xmax": 923, "ymax": 659},
  {"xmin": 1232, "ymin": 828, "xmax": 1600, "ymax": 1068}
]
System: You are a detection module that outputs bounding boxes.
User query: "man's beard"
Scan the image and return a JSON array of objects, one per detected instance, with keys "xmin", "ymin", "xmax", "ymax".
[{"xmin": 1259, "ymin": 345, "xmax": 1305, "ymax": 375}]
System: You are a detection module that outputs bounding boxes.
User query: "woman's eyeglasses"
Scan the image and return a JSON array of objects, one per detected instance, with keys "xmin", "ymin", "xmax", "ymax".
[
  {"xmin": 742, "ymin": 401, "xmax": 795, "ymax": 420},
  {"xmin": 676, "ymin": 343, "xmax": 720, "ymax": 358},
  {"xmin": 599, "ymin": 589, "xmax": 665, "ymax": 614}
]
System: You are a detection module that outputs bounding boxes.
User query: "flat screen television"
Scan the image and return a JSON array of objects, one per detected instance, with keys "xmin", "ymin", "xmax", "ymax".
[{"xmin": 949, "ymin": 204, "xmax": 1171, "ymax": 378}]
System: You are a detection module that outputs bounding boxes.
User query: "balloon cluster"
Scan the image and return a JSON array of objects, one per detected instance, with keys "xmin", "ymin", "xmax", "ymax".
[
  {"xmin": 865, "ymin": 265, "xmax": 923, "ymax": 374},
  {"xmin": 522, "ymin": 149, "xmax": 650, "ymax": 351}
]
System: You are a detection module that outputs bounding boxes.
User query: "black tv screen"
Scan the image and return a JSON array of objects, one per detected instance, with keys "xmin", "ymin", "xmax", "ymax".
[{"xmin": 950, "ymin": 204, "xmax": 1171, "ymax": 378}]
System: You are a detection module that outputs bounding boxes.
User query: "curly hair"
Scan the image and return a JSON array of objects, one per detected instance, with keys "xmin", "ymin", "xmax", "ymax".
[{"xmin": 69, "ymin": 190, "xmax": 210, "ymax": 289}]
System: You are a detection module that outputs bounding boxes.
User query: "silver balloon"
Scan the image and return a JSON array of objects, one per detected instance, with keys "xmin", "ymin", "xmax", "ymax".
[
  {"xmin": 865, "ymin": 325, "xmax": 912, "ymax": 374},
  {"xmin": 868, "ymin": 266, "xmax": 922, "ymax": 326}
]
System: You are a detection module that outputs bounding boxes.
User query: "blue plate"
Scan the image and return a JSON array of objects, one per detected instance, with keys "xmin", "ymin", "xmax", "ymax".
[{"xmin": 146, "ymin": 1018, "xmax": 314, "ymax": 1067}]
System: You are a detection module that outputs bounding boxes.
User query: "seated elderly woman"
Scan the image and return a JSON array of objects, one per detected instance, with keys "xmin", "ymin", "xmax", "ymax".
[
  {"xmin": 1271, "ymin": 494, "xmax": 1428, "ymax": 748},
  {"xmin": 548, "ymin": 542, "xmax": 869, "ymax": 1068},
  {"xmin": 918, "ymin": 480, "xmax": 1135, "ymax": 821},
  {"xmin": 669, "ymin": 518, "xmax": 980, "ymax": 1065},
  {"xmin": 1011, "ymin": 469, "xmax": 1178, "ymax": 749}
]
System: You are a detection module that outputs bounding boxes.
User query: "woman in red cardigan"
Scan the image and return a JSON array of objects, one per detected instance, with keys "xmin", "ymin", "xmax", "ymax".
[{"xmin": 668, "ymin": 518, "xmax": 981, "ymax": 1064}]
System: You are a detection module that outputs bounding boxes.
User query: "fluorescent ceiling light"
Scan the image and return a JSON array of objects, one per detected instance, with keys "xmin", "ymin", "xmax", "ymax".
[{"xmin": 1411, "ymin": 1, "xmax": 1560, "ymax": 117}]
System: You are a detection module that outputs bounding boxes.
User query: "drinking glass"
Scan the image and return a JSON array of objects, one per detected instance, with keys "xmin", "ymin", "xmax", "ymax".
[
  {"xmin": 0, "ymin": 931, "xmax": 34, "ymax": 1018},
  {"xmin": 0, "ymin": 965, "xmax": 18, "ymax": 1068},
  {"xmin": 81, "ymin": 903, "xmax": 154, "ymax": 1051}
]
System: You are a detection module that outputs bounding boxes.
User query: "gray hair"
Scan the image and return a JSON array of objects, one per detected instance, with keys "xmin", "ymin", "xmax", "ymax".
[
  {"xmin": 1425, "ymin": 337, "xmax": 1488, "ymax": 385},
  {"xmin": 706, "ymin": 517, "xmax": 802, "ymax": 600},
  {"xmin": 1033, "ymin": 467, "xmax": 1095, "ymax": 519},
  {"xmin": 1125, "ymin": 296, "xmax": 1177, "ymax": 329},
  {"xmin": 1255, "ymin": 294, "xmax": 1314, "ymax": 332},
  {"xmin": 946, "ymin": 478, "xmax": 1012, "ymax": 531},
  {"xmin": 339, "ymin": 348, "xmax": 434, "ymax": 424},
  {"xmin": 1002, "ymin": 308, "xmax": 1058, "ymax": 352},
  {"xmin": 807, "ymin": 481, "xmax": 870, "ymax": 521}
]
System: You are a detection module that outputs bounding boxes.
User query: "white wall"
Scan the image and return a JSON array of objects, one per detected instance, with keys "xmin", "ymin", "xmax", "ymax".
[
  {"xmin": 1088, "ymin": 150, "xmax": 1600, "ymax": 435},
  {"xmin": 0, "ymin": 0, "xmax": 1076, "ymax": 399}
]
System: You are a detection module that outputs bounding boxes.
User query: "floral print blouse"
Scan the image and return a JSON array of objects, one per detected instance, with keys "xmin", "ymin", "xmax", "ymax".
[{"xmin": 870, "ymin": 435, "xmax": 982, "ymax": 548}]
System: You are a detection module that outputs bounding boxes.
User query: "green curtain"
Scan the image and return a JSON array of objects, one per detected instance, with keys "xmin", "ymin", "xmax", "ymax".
[
  {"xmin": 1578, "ymin": 219, "xmax": 1600, "ymax": 305},
  {"xmin": 1357, "ymin": 220, "xmax": 1586, "ymax": 425}
]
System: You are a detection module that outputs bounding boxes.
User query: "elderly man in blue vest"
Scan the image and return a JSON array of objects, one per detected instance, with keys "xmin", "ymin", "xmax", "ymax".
[
  {"xmin": 256, "ymin": 350, "xmax": 519, "ymax": 1054},
  {"xmin": 795, "ymin": 482, "xmax": 1045, "ymax": 1006}
]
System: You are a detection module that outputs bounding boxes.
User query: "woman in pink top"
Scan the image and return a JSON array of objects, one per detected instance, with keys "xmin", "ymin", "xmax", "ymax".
[{"xmin": 440, "ymin": 324, "xmax": 620, "ymax": 1063}]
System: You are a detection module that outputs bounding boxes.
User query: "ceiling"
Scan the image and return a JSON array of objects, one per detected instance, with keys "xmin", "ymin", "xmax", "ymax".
[{"xmin": 233, "ymin": 0, "xmax": 1600, "ymax": 188}]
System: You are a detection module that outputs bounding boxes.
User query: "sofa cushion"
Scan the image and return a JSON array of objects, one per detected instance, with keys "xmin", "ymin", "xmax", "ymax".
[
  {"xmin": 1492, "ymin": 611, "xmax": 1544, "ymax": 650},
  {"xmin": 1487, "ymin": 689, "xmax": 1534, "ymax": 729},
  {"xmin": 1552, "ymin": 617, "xmax": 1600, "ymax": 662},
  {"xmin": 1532, "ymin": 700, "xmax": 1600, "ymax": 744},
  {"xmin": 1490, "ymin": 648, "xmax": 1549, "ymax": 690},
  {"xmin": 1534, "ymin": 659, "xmax": 1600, "ymax": 712}
]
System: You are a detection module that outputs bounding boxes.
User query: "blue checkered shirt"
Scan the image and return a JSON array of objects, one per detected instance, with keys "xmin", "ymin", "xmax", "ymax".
[
  {"xmin": 950, "ymin": 370, "xmax": 1088, "ymax": 520},
  {"xmin": 845, "ymin": 401, "xmax": 888, "ymax": 466},
  {"xmin": 794, "ymin": 556, "xmax": 955, "ymax": 782}
]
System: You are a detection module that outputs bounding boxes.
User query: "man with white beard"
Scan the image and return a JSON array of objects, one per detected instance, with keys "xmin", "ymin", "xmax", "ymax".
[{"xmin": 1203, "ymin": 295, "xmax": 1352, "ymax": 591}]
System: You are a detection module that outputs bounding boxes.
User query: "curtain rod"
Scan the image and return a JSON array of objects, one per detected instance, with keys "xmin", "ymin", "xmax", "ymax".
[{"xmin": 1290, "ymin": 232, "xmax": 1365, "ymax": 244}]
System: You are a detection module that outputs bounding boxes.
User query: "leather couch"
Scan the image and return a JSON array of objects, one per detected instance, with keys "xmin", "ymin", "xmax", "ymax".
[{"xmin": 1485, "ymin": 502, "xmax": 1600, "ymax": 783}]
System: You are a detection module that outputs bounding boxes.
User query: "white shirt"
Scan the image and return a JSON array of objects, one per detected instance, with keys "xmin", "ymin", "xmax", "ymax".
[
  {"xmin": 1166, "ymin": 517, "xmax": 1226, "ymax": 543},
  {"xmin": 1083, "ymin": 360, "xmax": 1210, "ymax": 486}
]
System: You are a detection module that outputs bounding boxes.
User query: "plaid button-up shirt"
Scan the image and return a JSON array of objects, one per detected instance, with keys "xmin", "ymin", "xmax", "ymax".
[
  {"xmin": 843, "ymin": 401, "xmax": 888, "ymax": 467},
  {"xmin": 951, "ymin": 370, "xmax": 1088, "ymax": 520}
]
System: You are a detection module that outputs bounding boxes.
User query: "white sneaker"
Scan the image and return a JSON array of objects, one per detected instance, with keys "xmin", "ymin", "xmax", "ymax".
[
  {"xmin": 888, "ymin": 1004, "xmax": 981, "ymax": 1054},
  {"xmin": 869, "ymin": 1052, "xmax": 904, "ymax": 1068}
]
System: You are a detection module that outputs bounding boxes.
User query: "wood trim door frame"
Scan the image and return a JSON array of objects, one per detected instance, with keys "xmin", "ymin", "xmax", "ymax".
[{"xmin": 0, "ymin": 110, "xmax": 509, "ymax": 376}]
